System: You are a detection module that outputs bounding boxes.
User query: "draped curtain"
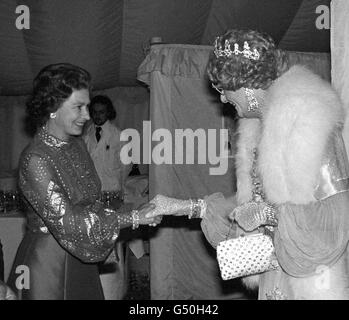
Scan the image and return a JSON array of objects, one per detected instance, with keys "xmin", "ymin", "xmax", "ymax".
[
  {"xmin": 331, "ymin": 0, "xmax": 349, "ymax": 155},
  {"xmin": 137, "ymin": 44, "xmax": 330, "ymax": 299},
  {"xmin": 138, "ymin": 44, "xmax": 238, "ymax": 299}
]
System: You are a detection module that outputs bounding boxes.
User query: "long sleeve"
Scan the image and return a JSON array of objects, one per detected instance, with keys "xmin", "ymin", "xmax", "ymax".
[
  {"xmin": 20, "ymin": 152, "xmax": 124, "ymax": 263},
  {"xmin": 200, "ymin": 192, "xmax": 237, "ymax": 249},
  {"xmin": 275, "ymin": 191, "xmax": 349, "ymax": 277}
]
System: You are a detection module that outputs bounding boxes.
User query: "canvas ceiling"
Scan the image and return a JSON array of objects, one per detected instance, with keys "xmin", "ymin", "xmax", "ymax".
[{"xmin": 0, "ymin": 0, "xmax": 330, "ymax": 96}]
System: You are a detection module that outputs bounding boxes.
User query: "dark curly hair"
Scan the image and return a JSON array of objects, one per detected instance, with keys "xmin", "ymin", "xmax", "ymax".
[
  {"xmin": 207, "ymin": 29, "xmax": 288, "ymax": 91},
  {"xmin": 26, "ymin": 63, "xmax": 91, "ymax": 131},
  {"xmin": 89, "ymin": 95, "xmax": 116, "ymax": 120}
]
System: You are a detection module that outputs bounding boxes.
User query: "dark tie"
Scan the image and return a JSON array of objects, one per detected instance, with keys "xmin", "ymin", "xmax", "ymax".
[{"xmin": 95, "ymin": 126, "xmax": 102, "ymax": 142}]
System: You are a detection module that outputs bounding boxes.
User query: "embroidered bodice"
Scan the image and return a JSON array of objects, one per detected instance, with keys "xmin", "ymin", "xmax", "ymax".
[{"xmin": 18, "ymin": 128, "xmax": 129, "ymax": 263}]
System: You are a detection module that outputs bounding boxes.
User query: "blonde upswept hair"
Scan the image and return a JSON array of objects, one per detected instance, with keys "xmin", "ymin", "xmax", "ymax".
[{"xmin": 207, "ymin": 29, "xmax": 288, "ymax": 91}]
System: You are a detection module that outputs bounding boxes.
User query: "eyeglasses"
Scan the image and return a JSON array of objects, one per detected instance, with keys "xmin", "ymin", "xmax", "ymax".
[{"xmin": 211, "ymin": 83, "xmax": 225, "ymax": 95}]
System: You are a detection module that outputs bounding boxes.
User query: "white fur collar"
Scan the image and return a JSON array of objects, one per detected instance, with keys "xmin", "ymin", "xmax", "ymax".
[{"xmin": 236, "ymin": 66, "xmax": 344, "ymax": 205}]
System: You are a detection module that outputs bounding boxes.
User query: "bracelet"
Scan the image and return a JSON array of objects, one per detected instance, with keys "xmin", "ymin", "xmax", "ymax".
[
  {"xmin": 188, "ymin": 199, "xmax": 194, "ymax": 219},
  {"xmin": 117, "ymin": 212, "xmax": 133, "ymax": 228},
  {"xmin": 192, "ymin": 200, "xmax": 201, "ymax": 218},
  {"xmin": 188, "ymin": 199, "xmax": 197, "ymax": 219},
  {"xmin": 263, "ymin": 203, "xmax": 278, "ymax": 226},
  {"xmin": 131, "ymin": 210, "xmax": 140, "ymax": 230},
  {"xmin": 198, "ymin": 199, "xmax": 207, "ymax": 218},
  {"xmin": 188, "ymin": 198, "xmax": 206, "ymax": 219}
]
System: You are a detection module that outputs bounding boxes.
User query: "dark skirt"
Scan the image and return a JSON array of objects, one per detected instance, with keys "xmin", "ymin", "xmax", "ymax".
[{"xmin": 7, "ymin": 230, "xmax": 104, "ymax": 300}]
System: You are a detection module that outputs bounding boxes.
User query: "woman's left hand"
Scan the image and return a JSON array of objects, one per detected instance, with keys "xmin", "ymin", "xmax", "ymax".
[{"xmin": 230, "ymin": 201, "xmax": 277, "ymax": 231}]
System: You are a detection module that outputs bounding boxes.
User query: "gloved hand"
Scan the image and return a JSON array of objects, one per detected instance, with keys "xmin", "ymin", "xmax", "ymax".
[
  {"xmin": 146, "ymin": 195, "xmax": 191, "ymax": 218},
  {"xmin": 230, "ymin": 201, "xmax": 278, "ymax": 232}
]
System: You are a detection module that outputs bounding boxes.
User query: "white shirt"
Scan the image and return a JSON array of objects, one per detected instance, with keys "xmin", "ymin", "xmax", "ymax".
[{"xmin": 83, "ymin": 120, "xmax": 124, "ymax": 191}]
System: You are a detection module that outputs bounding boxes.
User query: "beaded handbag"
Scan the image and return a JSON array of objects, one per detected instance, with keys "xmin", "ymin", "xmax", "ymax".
[
  {"xmin": 216, "ymin": 148, "xmax": 279, "ymax": 280},
  {"xmin": 216, "ymin": 233, "xmax": 278, "ymax": 280}
]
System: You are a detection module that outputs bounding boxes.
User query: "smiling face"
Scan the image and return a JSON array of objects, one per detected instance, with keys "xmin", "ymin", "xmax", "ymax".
[{"xmin": 48, "ymin": 89, "xmax": 90, "ymax": 140}]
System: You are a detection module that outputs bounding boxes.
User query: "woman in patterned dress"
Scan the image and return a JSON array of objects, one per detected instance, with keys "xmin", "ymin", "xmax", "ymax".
[{"xmin": 7, "ymin": 63, "xmax": 160, "ymax": 300}]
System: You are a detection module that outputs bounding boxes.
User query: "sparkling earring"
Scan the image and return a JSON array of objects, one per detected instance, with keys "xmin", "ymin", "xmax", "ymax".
[
  {"xmin": 244, "ymin": 88, "xmax": 259, "ymax": 112},
  {"xmin": 50, "ymin": 113, "xmax": 57, "ymax": 119}
]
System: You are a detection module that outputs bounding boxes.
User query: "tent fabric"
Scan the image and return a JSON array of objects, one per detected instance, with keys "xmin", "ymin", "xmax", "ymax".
[
  {"xmin": 138, "ymin": 45, "xmax": 331, "ymax": 84},
  {"xmin": 331, "ymin": 0, "xmax": 349, "ymax": 155},
  {"xmin": 138, "ymin": 44, "xmax": 331, "ymax": 299},
  {"xmin": 0, "ymin": 0, "xmax": 330, "ymax": 96},
  {"xmin": 139, "ymin": 44, "xmax": 238, "ymax": 299},
  {"xmin": 138, "ymin": 44, "xmax": 213, "ymax": 83},
  {"xmin": 287, "ymin": 52, "xmax": 331, "ymax": 82}
]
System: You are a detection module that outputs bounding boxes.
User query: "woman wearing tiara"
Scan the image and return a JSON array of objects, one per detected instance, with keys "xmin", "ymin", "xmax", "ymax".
[{"xmin": 146, "ymin": 29, "xmax": 349, "ymax": 299}]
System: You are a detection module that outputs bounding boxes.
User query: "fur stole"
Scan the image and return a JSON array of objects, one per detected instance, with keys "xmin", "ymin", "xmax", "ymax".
[
  {"xmin": 235, "ymin": 66, "xmax": 344, "ymax": 290},
  {"xmin": 236, "ymin": 65, "xmax": 345, "ymax": 206}
]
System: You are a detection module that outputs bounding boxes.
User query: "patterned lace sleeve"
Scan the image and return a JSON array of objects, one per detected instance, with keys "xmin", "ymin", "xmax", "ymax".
[
  {"xmin": 200, "ymin": 192, "xmax": 237, "ymax": 249},
  {"xmin": 20, "ymin": 153, "xmax": 129, "ymax": 263}
]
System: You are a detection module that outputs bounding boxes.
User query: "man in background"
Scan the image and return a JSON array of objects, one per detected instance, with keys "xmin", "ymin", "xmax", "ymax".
[
  {"xmin": 84, "ymin": 95, "xmax": 129, "ymax": 194},
  {"xmin": 83, "ymin": 95, "xmax": 131, "ymax": 300}
]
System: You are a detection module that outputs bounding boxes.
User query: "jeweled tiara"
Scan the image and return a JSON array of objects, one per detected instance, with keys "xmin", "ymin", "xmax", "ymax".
[{"xmin": 214, "ymin": 38, "xmax": 260, "ymax": 60}]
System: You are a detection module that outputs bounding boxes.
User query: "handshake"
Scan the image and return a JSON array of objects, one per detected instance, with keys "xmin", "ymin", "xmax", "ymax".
[
  {"xmin": 137, "ymin": 194, "xmax": 206, "ymax": 228},
  {"xmin": 139, "ymin": 194, "xmax": 278, "ymax": 232}
]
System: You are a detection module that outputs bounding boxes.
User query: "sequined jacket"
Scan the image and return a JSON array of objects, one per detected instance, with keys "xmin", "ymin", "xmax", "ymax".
[{"xmin": 18, "ymin": 129, "xmax": 129, "ymax": 263}]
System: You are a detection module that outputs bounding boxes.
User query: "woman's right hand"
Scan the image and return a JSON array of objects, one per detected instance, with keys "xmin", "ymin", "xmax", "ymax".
[{"xmin": 137, "ymin": 202, "xmax": 163, "ymax": 226}]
